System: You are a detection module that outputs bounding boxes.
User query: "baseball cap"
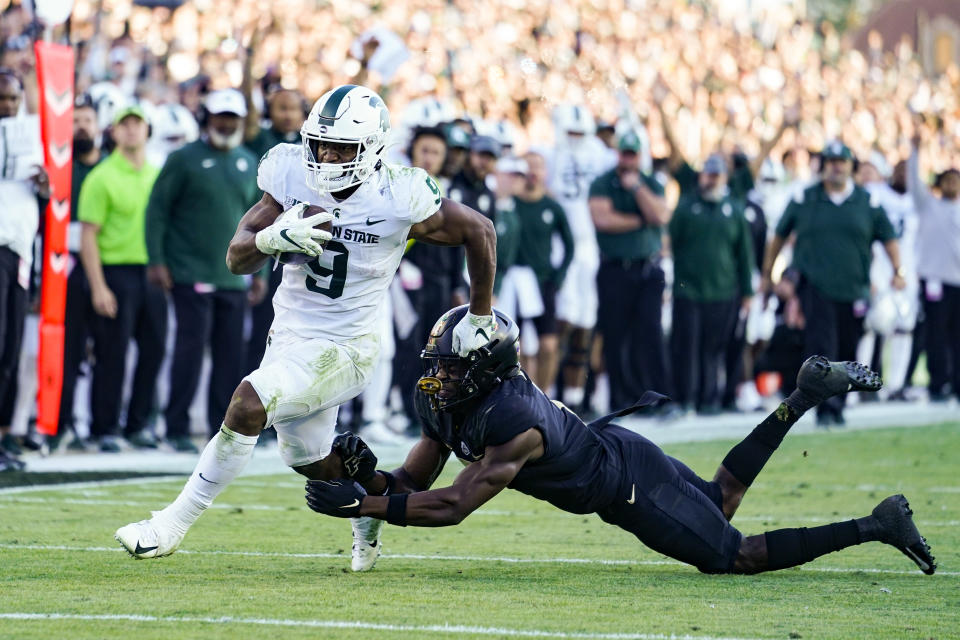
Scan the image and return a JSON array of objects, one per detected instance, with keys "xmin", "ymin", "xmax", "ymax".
[
  {"xmin": 113, "ymin": 104, "xmax": 149, "ymax": 126},
  {"xmin": 205, "ymin": 89, "xmax": 247, "ymax": 117},
  {"xmin": 470, "ymin": 135, "xmax": 501, "ymax": 157},
  {"xmin": 702, "ymin": 153, "xmax": 728, "ymax": 175},
  {"xmin": 446, "ymin": 125, "xmax": 471, "ymax": 150},
  {"xmin": 618, "ymin": 130, "xmax": 642, "ymax": 152},
  {"xmin": 822, "ymin": 141, "xmax": 853, "ymax": 161}
]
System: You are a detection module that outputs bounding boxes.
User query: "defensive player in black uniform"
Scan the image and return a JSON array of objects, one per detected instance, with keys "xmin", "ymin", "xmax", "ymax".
[{"xmin": 306, "ymin": 306, "xmax": 936, "ymax": 575}]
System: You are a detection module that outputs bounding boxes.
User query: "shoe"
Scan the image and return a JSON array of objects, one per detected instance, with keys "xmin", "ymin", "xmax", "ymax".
[
  {"xmin": 0, "ymin": 448, "xmax": 25, "ymax": 472},
  {"xmin": 350, "ymin": 516, "xmax": 384, "ymax": 572},
  {"xmin": 657, "ymin": 403, "xmax": 688, "ymax": 423},
  {"xmin": 697, "ymin": 404, "xmax": 722, "ymax": 417},
  {"xmin": 796, "ymin": 356, "xmax": 881, "ymax": 404},
  {"xmin": 66, "ymin": 435, "xmax": 95, "ymax": 452},
  {"xmin": 115, "ymin": 514, "xmax": 185, "ymax": 559},
  {"xmin": 99, "ymin": 435, "xmax": 123, "ymax": 453},
  {"xmin": 0, "ymin": 433, "xmax": 23, "ymax": 456},
  {"xmin": 167, "ymin": 436, "xmax": 199, "ymax": 453},
  {"xmin": 126, "ymin": 430, "xmax": 159, "ymax": 449},
  {"xmin": 815, "ymin": 412, "xmax": 835, "ymax": 428},
  {"xmin": 871, "ymin": 494, "xmax": 936, "ymax": 575}
]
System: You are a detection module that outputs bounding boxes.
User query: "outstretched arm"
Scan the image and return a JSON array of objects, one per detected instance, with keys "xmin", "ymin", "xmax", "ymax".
[
  {"xmin": 365, "ymin": 429, "xmax": 542, "ymax": 526},
  {"xmin": 410, "ymin": 197, "xmax": 496, "ymax": 316}
]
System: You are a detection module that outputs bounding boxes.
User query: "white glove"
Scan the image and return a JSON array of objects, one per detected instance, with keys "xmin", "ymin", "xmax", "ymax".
[
  {"xmin": 451, "ymin": 311, "xmax": 498, "ymax": 357},
  {"xmin": 255, "ymin": 203, "xmax": 334, "ymax": 257}
]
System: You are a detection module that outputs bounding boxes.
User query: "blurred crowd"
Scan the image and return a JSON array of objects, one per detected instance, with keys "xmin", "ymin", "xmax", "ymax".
[{"xmin": 0, "ymin": 0, "xmax": 959, "ymax": 468}]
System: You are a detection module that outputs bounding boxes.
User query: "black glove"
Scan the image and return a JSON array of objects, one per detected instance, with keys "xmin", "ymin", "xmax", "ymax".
[
  {"xmin": 305, "ymin": 479, "xmax": 365, "ymax": 518},
  {"xmin": 332, "ymin": 432, "xmax": 378, "ymax": 484}
]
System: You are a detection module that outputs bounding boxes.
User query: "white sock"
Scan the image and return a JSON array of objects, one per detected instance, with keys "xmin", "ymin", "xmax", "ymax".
[
  {"xmin": 593, "ymin": 374, "xmax": 610, "ymax": 415},
  {"xmin": 155, "ymin": 425, "xmax": 258, "ymax": 535},
  {"xmin": 887, "ymin": 332, "xmax": 913, "ymax": 391},
  {"xmin": 564, "ymin": 387, "xmax": 585, "ymax": 407}
]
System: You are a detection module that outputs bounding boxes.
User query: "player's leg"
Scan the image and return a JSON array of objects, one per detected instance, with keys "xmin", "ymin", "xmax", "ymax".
[
  {"xmin": 114, "ymin": 380, "xmax": 265, "ymax": 558},
  {"xmin": 732, "ymin": 494, "xmax": 935, "ymax": 575},
  {"xmin": 714, "ymin": 356, "xmax": 881, "ymax": 520}
]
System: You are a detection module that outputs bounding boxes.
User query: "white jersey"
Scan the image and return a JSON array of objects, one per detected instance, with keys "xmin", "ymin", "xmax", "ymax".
[
  {"xmin": 547, "ymin": 137, "xmax": 612, "ymax": 252},
  {"xmin": 257, "ymin": 143, "xmax": 441, "ymax": 341}
]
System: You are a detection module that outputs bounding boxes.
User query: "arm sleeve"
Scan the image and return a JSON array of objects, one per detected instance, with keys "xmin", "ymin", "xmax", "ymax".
[
  {"xmin": 872, "ymin": 202, "xmax": 896, "ymax": 242},
  {"xmin": 404, "ymin": 168, "xmax": 443, "ymax": 224},
  {"xmin": 77, "ymin": 170, "xmax": 108, "ymax": 226},
  {"xmin": 553, "ymin": 202, "xmax": 575, "ymax": 285},
  {"xmin": 907, "ymin": 148, "xmax": 933, "ymax": 213},
  {"xmin": 479, "ymin": 394, "xmax": 540, "ymax": 447},
  {"xmin": 736, "ymin": 211, "xmax": 755, "ymax": 295},
  {"xmin": 145, "ymin": 155, "xmax": 182, "ymax": 266},
  {"xmin": 774, "ymin": 199, "xmax": 798, "ymax": 237},
  {"xmin": 672, "ymin": 161, "xmax": 698, "ymax": 196}
]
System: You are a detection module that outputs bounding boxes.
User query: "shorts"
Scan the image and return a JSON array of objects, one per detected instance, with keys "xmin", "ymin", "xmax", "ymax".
[
  {"xmin": 531, "ymin": 280, "xmax": 558, "ymax": 336},
  {"xmin": 557, "ymin": 252, "xmax": 599, "ymax": 329},
  {"xmin": 243, "ymin": 330, "xmax": 379, "ymax": 467},
  {"xmin": 595, "ymin": 425, "xmax": 742, "ymax": 573}
]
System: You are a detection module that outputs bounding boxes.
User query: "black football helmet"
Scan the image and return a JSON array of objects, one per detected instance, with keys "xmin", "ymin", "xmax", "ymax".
[{"xmin": 418, "ymin": 305, "xmax": 520, "ymax": 412}]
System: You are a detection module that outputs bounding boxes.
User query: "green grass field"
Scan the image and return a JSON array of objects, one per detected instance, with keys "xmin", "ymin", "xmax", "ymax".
[{"xmin": 2, "ymin": 423, "xmax": 958, "ymax": 640}]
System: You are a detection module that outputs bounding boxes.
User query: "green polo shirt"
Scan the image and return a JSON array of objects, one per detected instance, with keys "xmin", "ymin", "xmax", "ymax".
[
  {"xmin": 514, "ymin": 194, "xmax": 574, "ymax": 286},
  {"xmin": 77, "ymin": 151, "xmax": 160, "ymax": 265},
  {"xmin": 245, "ymin": 127, "xmax": 301, "ymax": 167},
  {"xmin": 669, "ymin": 195, "xmax": 754, "ymax": 302},
  {"xmin": 146, "ymin": 139, "xmax": 260, "ymax": 290},
  {"xmin": 588, "ymin": 169, "xmax": 665, "ymax": 261},
  {"xmin": 775, "ymin": 182, "xmax": 896, "ymax": 302}
]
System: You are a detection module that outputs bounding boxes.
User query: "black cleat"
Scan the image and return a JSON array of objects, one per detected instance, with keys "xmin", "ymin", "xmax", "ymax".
[
  {"xmin": 872, "ymin": 494, "xmax": 936, "ymax": 575},
  {"xmin": 796, "ymin": 355, "xmax": 881, "ymax": 403}
]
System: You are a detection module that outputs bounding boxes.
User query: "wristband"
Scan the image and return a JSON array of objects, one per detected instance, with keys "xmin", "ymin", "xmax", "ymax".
[
  {"xmin": 386, "ymin": 493, "xmax": 408, "ymax": 527},
  {"xmin": 378, "ymin": 470, "xmax": 396, "ymax": 495}
]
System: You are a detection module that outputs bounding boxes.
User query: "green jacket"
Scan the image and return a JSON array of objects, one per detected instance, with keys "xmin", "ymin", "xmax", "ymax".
[
  {"xmin": 669, "ymin": 194, "xmax": 754, "ymax": 301},
  {"xmin": 588, "ymin": 168, "xmax": 666, "ymax": 261},
  {"xmin": 775, "ymin": 182, "xmax": 895, "ymax": 302},
  {"xmin": 146, "ymin": 139, "xmax": 259, "ymax": 290},
  {"xmin": 513, "ymin": 194, "xmax": 574, "ymax": 286}
]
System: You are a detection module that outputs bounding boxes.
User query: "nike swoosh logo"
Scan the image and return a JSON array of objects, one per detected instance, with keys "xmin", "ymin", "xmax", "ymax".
[
  {"xmin": 627, "ymin": 484, "xmax": 636, "ymax": 505},
  {"xmin": 135, "ymin": 542, "xmax": 159, "ymax": 555},
  {"xmin": 474, "ymin": 328, "xmax": 489, "ymax": 340},
  {"xmin": 198, "ymin": 473, "xmax": 218, "ymax": 484},
  {"xmin": 365, "ymin": 217, "xmax": 385, "ymax": 226},
  {"xmin": 340, "ymin": 499, "xmax": 360, "ymax": 509},
  {"xmin": 279, "ymin": 229, "xmax": 307, "ymax": 251}
]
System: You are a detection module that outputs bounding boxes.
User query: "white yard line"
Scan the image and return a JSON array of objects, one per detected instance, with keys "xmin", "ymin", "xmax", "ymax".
[
  {"xmin": 0, "ymin": 543, "xmax": 952, "ymax": 577},
  {"xmin": 0, "ymin": 612, "xmax": 763, "ymax": 640}
]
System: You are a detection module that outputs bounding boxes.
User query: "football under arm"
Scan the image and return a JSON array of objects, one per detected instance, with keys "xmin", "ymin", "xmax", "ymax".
[
  {"xmin": 226, "ymin": 192, "xmax": 285, "ymax": 275},
  {"xmin": 359, "ymin": 428, "xmax": 543, "ymax": 527},
  {"xmin": 409, "ymin": 197, "xmax": 496, "ymax": 316}
]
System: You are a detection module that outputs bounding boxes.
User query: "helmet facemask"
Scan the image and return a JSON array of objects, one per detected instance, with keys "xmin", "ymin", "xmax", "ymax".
[{"xmin": 301, "ymin": 130, "xmax": 385, "ymax": 194}]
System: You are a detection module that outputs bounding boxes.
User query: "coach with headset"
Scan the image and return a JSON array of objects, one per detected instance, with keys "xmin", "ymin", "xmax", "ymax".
[{"xmin": 146, "ymin": 89, "xmax": 260, "ymax": 451}]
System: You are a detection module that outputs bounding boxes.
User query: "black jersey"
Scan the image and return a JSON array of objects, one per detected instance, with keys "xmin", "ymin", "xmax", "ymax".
[{"xmin": 415, "ymin": 373, "xmax": 623, "ymax": 513}]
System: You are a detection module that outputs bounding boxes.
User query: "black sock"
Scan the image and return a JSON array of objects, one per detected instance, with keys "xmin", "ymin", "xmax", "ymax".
[
  {"xmin": 721, "ymin": 403, "xmax": 800, "ymax": 487},
  {"xmin": 765, "ymin": 520, "xmax": 863, "ymax": 570}
]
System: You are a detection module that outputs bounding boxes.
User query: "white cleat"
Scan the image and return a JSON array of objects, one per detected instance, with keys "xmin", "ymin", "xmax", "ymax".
[
  {"xmin": 350, "ymin": 516, "xmax": 384, "ymax": 572},
  {"xmin": 114, "ymin": 514, "xmax": 184, "ymax": 559}
]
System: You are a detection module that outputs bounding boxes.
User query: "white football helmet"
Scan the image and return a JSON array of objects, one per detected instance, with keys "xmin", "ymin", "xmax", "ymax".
[
  {"xmin": 553, "ymin": 104, "xmax": 595, "ymax": 148},
  {"xmin": 301, "ymin": 84, "xmax": 391, "ymax": 193}
]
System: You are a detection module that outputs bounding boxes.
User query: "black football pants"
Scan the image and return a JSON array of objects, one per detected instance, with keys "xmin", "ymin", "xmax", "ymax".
[
  {"xmin": 597, "ymin": 259, "xmax": 671, "ymax": 408},
  {"xmin": 166, "ymin": 285, "xmax": 246, "ymax": 438}
]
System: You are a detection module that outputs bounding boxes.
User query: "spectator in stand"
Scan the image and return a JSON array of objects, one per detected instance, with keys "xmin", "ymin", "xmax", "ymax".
[
  {"xmin": 441, "ymin": 126, "xmax": 471, "ymax": 183},
  {"xmin": 668, "ymin": 153, "xmax": 754, "ymax": 415},
  {"xmin": 0, "ymin": 69, "xmax": 46, "ymax": 469},
  {"xmin": 56, "ymin": 94, "xmax": 103, "ymax": 449},
  {"xmin": 146, "ymin": 89, "xmax": 260, "ymax": 451},
  {"xmin": 763, "ymin": 142, "xmax": 903, "ymax": 425},
  {"xmin": 513, "ymin": 150, "xmax": 574, "ymax": 391},
  {"xmin": 909, "ymin": 127, "xmax": 960, "ymax": 402},
  {"xmin": 78, "ymin": 105, "xmax": 166, "ymax": 452},
  {"xmin": 448, "ymin": 135, "xmax": 498, "ymax": 221},
  {"xmin": 589, "ymin": 131, "xmax": 672, "ymax": 411}
]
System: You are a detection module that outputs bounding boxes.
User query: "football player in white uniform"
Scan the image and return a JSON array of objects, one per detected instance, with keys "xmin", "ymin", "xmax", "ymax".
[
  {"xmin": 115, "ymin": 85, "xmax": 497, "ymax": 571},
  {"xmin": 548, "ymin": 105, "xmax": 611, "ymax": 409}
]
